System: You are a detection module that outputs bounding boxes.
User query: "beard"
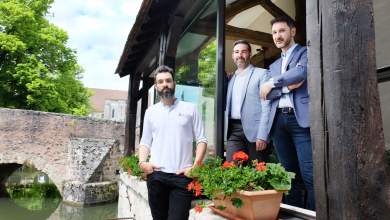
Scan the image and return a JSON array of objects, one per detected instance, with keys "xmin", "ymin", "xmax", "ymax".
[
  {"xmin": 275, "ymin": 36, "xmax": 292, "ymax": 49},
  {"xmin": 234, "ymin": 58, "xmax": 250, "ymax": 68},
  {"xmin": 158, "ymin": 87, "xmax": 175, "ymax": 100}
]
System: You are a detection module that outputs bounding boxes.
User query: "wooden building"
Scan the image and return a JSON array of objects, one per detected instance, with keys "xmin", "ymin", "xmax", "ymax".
[{"xmin": 115, "ymin": 0, "xmax": 390, "ymax": 219}]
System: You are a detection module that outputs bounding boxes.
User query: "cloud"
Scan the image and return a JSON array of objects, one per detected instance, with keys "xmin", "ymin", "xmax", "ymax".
[{"xmin": 47, "ymin": 0, "xmax": 143, "ymax": 91}]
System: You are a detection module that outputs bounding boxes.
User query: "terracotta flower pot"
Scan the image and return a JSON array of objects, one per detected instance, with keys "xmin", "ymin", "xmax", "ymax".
[{"xmin": 213, "ymin": 190, "xmax": 284, "ymax": 220}]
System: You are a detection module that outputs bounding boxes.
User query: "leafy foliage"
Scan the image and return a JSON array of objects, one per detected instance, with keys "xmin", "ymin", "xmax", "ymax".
[
  {"xmin": 175, "ymin": 40, "xmax": 216, "ymax": 97},
  {"xmin": 197, "ymin": 40, "xmax": 216, "ymax": 97},
  {"xmin": 188, "ymin": 151, "xmax": 295, "ymax": 208},
  {"xmin": 0, "ymin": 0, "xmax": 91, "ymax": 115},
  {"xmin": 119, "ymin": 154, "xmax": 144, "ymax": 177}
]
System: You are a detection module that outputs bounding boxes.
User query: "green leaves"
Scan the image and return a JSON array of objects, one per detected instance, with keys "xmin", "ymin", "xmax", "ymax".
[
  {"xmin": 231, "ymin": 197, "xmax": 243, "ymax": 208},
  {"xmin": 0, "ymin": 0, "xmax": 91, "ymax": 115},
  {"xmin": 266, "ymin": 163, "xmax": 295, "ymax": 191},
  {"xmin": 119, "ymin": 155, "xmax": 144, "ymax": 178}
]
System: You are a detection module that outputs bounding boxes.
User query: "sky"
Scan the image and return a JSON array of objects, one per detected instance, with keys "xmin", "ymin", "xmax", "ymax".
[{"xmin": 47, "ymin": 0, "xmax": 143, "ymax": 91}]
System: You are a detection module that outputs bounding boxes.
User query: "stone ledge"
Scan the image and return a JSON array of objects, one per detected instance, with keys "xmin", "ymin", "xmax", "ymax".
[{"xmin": 63, "ymin": 181, "xmax": 118, "ymax": 206}]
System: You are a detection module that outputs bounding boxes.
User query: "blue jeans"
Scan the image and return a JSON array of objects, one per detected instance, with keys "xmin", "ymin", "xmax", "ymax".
[{"xmin": 271, "ymin": 110, "xmax": 315, "ymax": 210}]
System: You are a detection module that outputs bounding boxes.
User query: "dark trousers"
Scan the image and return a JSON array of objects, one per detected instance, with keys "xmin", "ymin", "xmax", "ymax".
[
  {"xmin": 146, "ymin": 171, "xmax": 193, "ymax": 220},
  {"xmin": 271, "ymin": 110, "xmax": 315, "ymax": 210},
  {"xmin": 227, "ymin": 119, "xmax": 270, "ymax": 162}
]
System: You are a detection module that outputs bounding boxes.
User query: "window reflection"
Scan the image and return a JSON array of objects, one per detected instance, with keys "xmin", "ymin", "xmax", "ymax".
[{"xmin": 175, "ymin": 0, "xmax": 217, "ymax": 155}]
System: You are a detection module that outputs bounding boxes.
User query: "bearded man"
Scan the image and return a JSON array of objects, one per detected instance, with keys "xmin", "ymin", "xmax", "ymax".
[
  {"xmin": 138, "ymin": 65, "xmax": 208, "ymax": 219},
  {"xmin": 225, "ymin": 39, "xmax": 271, "ymax": 162},
  {"xmin": 260, "ymin": 16, "xmax": 315, "ymax": 210}
]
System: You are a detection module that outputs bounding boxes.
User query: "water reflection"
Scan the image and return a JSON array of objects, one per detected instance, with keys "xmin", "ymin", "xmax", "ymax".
[
  {"xmin": 0, "ymin": 198, "xmax": 118, "ymax": 220},
  {"xmin": 48, "ymin": 202, "xmax": 118, "ymax": 220},
  {"xmin": 1, "ymin": 165, "xmax": 118, "ymax": 220}
]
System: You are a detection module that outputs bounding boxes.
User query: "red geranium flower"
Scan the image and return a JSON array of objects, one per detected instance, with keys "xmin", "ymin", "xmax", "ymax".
[
  {"xmin": 187, "ymin": 181, "xmax": 195, "ymax": 191},
  {"xmin": 194, "ymin": 181, "xmax": 202, "ymax": 196},
  {"xmin": 222, "ymin": 161, "xmax": 235, "ymax": 168},
  {"xmin": 127, "ymin": 168, "xmax": 132, "ymax": 175},
  {"xmin": 255, "ymin": 162, "xmax": 267, "ymax": 172},
  {"xmin": 232, "ymin": 151, "xmax": 249, "ymax": 161},
  {"xmin": 187, "ymin": 180, "xmax": 202, "ymax": 196},
  {"xmin": 194, "ymin": 203, "xmax": 203, "ymax": 213}
]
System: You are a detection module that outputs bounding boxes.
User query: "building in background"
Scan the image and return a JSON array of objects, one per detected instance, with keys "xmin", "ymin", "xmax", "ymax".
[{"xmin": 89, "ymin": 88, "xmax": 128, "ymax": 122}]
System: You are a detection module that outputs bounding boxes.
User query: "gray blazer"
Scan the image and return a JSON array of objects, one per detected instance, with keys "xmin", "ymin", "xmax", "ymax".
[{"xmin": 225, "ymin": 65, "xmax": 271, "ymax": 142}]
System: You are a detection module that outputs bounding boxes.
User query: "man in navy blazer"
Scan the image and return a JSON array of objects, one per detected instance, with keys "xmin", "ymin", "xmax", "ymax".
[
  {"xmin": 225, "ymin": 40, "xmax": 271, "ymax": 162},
  {"xmin": 260, "ymin": 16, "xmax": 315, "ymax": 210}
]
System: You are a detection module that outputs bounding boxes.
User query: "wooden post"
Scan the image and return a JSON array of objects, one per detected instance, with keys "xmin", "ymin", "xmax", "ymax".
[
  {"xmin": 216, "ymin": 0, "xmax": 225, "ymax": 158},
  {"xmin": 124, "ymin": 75, "xmax": 140, "ymax": 156},
  {"xmin": 140, "ymin": 77, "xmax": 154, "ymax": 138},
  {"xmin": 307, "ymin": 0, "xmax": 390, "ymax": 219}
]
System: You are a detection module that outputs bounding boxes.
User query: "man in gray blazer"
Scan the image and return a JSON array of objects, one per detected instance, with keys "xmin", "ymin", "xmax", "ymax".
[
  {"xmin": 260, "ymin": 16, "xmax": 314, "ymax": 210},
  {"xmin": 225, "ymin": 40, "xmax": 271, "ymax": 162}
]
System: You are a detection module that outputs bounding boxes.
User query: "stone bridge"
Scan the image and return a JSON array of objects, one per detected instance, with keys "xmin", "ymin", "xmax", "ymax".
[{"xmin": 0, "ymin": 108, "xmax": 125, "ymax": 205}]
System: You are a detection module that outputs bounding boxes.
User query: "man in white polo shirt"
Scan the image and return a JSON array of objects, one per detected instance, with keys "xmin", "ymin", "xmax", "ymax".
[{"xmin": 138, "ymin": 65, "xmax": 207, "ymax": 220}]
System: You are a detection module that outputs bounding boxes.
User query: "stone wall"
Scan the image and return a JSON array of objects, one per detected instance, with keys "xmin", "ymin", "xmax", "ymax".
[{"xmin": 0, "ymin": 108, "xmax": 125, "ymax": 200}]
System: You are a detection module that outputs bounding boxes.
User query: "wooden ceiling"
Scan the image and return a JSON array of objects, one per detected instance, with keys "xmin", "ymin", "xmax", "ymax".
[{"xmin": 115, "ymin": 0, "xmax": 305, "ymax": 77}]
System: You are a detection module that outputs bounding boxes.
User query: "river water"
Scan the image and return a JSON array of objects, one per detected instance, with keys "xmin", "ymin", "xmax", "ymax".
[
  {"xmin": 0, "ymin": 198, "xmax": 118, "ymax": 220},
  {"xmin": 1, "ymin": 166, "xmax": 118, "ymax": 220}
]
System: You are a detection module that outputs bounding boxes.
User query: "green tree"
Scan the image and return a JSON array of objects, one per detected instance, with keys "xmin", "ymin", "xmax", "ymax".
[
  {"xmin": 0, "ymin": 0, "xmax": 91, "ymax": 115},
  {"xmin": 198, "ymin": 40, "xmax": 216, "ymax": 97}
]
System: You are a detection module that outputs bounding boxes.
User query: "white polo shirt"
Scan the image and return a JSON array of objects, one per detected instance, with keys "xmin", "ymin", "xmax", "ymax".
[{"xmin": 140, "ymin": 99, "xmax": 207, "ymax": 173}]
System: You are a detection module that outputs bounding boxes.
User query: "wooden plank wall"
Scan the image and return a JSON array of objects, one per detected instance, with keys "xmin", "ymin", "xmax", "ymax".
[{"xmin": 307, "ymin": 0, "xmax": 390, "ymax": 219}]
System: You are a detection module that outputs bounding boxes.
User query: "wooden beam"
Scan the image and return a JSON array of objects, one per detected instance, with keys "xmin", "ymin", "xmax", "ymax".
[
  {"xmin": 377, "ymin": 66, "xmax": 390, "ymax": 83},
  {"xmin": 225, "ymin": 0, "xmax": 259, "ymax": 21},
  {"xmin": 139, "ymin": 77, "xmax": 154, "ymax": 138},
  {"xmin": 124, "ymin": 75, "xmax": 140, "ymax": 155},
  {"xmin": 294, "ymin": 0, "xmax": 306, "ymax": 45},
  {"xmin": 190, "ymin": 21, "xmax": 275, "ymax": 49},
  {"xmin": 258, "ymin": 0, "xmax": 293, "ymax": 20},
  {"xmin": 216, "ymin": 0, "xmax": 226, "ymax": 158},
  {"xmin": 225, "ymin": 25, "xmax": 275, "ymax": 48},
  {"xmin": 307, "ymin": 0, "xmax": 390, "ymax": 219},
  {"xmin": 306, "ymin": 0, "xmax": 327, "ymax": 217},
  {"xmin": 166, "ymin": 16, "xmax": 185, "ymax": 59}
]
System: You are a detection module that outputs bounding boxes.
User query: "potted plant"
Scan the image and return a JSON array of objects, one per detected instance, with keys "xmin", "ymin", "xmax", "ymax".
[
  {"xmin": 187, "ymin": 151, "xmax": 295, "ymax": 220},
  {"xmin": 119, "ymin": 154, "xmax": 144, "ymax": 178}
]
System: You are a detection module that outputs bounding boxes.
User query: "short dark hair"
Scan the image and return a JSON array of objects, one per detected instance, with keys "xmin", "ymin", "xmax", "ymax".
[
  {"xmin": 270, "ymin": 16, "xmax": 296, "ymax": 28},
  {"xmin": 233, "ymin": 40, "xmax": 251, "ymax": 53},
  {"xmin": 153, "ymin": 65, "xmax": 174, "ymax": 80}
]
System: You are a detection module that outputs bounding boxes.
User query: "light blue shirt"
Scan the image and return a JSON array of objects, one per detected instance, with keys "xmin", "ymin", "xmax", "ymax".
[
  {"xmin": 231, "ymin": 65, "xmax": 250, "ymax": 119},
  {"xmin": 278, "ymin": 43, "xmax": 298, "ymax": 108}
]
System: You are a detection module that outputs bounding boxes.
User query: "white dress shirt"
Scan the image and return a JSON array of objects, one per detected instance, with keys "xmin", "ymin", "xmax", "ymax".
[{"xmin": 140, "ymin": 99, "xmax": 207, "ymax": 173}]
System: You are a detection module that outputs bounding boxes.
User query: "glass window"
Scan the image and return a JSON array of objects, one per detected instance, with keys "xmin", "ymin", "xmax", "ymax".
[{"xmin": 175, "ymin": 0, "xmax": 217, "ymax": 156}]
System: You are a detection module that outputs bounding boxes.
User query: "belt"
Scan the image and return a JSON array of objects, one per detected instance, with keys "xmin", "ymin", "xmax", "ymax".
[
  {"xmin": 229, "ymin": 119, "xmax": 241, "ymax": 124},
  {"xmin": 277, "ymin": 107, "xmax": 294, "ymax": 114}
]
